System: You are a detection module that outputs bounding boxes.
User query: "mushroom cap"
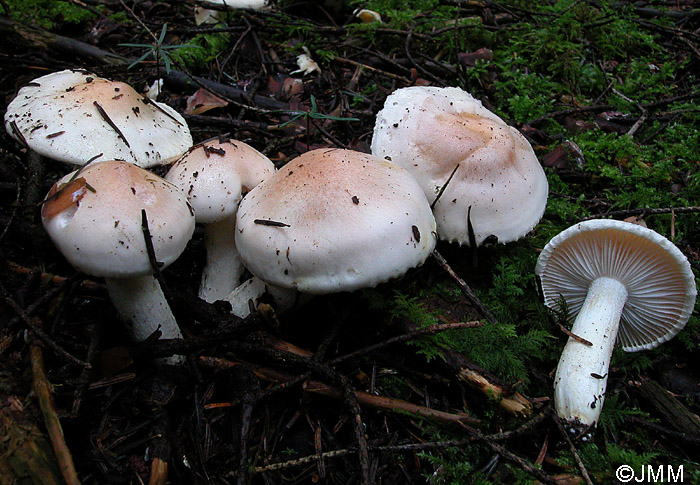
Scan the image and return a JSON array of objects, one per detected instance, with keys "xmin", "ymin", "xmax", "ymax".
[
  {"xmin": 42, "ymin": 160, "xmax": 195, "ymax": 278},
  {"xmin": 371, "ymin": 86, "xmax": 548, "ymax": 246},
  {"xmin": 235, "ymin": 148, "xmax": 437, "ymax": 294},
  {"xmin": 198, "ymin": 0, "xmax": 269, "ymax": 9},
  {"xmin": 535, "ymin": 219, "xmax": 697, "ymax": 352},
  {"xmin": 4, "ymin": 69, "xmax": 192, "ymax": 167},
  {"xmin": 164, "ymin": 138, "xmax": 275, "ymax": 224}
]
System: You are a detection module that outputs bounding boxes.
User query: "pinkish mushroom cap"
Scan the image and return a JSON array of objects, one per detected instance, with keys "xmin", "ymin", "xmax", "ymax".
[{"xmin": 371, "ymin": 86, "xmax": 548, "ymax": 246}]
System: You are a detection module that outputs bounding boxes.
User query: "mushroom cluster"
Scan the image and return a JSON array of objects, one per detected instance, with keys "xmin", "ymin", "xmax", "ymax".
[
  {"xmin": 3, "ymin": 70, "xmax": 197, "ymax": 362},
  {"xmin": 7, "ymin": 67, "xmax": 696, "ymax": 433}
]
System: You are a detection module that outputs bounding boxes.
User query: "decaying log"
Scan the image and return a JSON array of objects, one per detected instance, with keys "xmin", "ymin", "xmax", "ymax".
[
  {"xmin": 631, "ymin": 378, "xmax": 700, "ymax": 440},
  {"xmin": 0, "ymin": 16, "xmax": 127, "ymax": 66},
  {"xmin": 0, "ymin": 394, "xmax": 64, "ymax": 485}
]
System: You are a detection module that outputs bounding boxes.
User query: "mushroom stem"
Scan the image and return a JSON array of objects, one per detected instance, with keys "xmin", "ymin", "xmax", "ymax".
[
  {"xmin": 105, "ymin": 275, "xmax": 184, "ymax": 363},
  {"xmin": 554, "ymin": 276, "xmax": 628, "ymax": 426},
  {"xmin": 223, "ymin": 277, "xmax": 300, "ymax": 318},
  {"xmin": 200, "ymin": 216, "xmax": 244, "ymax": 303}
]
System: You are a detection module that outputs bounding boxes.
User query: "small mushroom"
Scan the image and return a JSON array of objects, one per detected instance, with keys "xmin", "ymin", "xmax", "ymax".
[
  {"xmin": 42, "ymin": 160, "xmax": 195, "ymax": 363},
  {"xmin": 4, "ymin": 69, "xmax": 192, "ymax": 167},
  {"xmin": 224, "ymin": 148, "xmax": 437, "ymax": 315},
  {"xmin": 536, "ymin": 219, "xmax": 697, "ymax": 426},
  {"xmin": 371, "ymin": 86, "xmax": 548, "ymax": 246},
  {"xmin": 196, "ymin": 0, "xmax": 270, "ymax": 10},
  {"xmin": 164, "ymin": 137, "xmax": 275, "ymax": 302}
]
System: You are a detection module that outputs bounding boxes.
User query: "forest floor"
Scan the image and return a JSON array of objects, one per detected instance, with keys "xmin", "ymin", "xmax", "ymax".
[{"xmin": 1, "ymin": 0, "xmax": 700, "ymax": 483}]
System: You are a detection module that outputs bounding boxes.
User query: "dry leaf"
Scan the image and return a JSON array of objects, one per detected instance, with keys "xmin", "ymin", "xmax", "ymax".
[{"xmin": 185, "ymin": 88, "xmax": 229, "ymax": 115}]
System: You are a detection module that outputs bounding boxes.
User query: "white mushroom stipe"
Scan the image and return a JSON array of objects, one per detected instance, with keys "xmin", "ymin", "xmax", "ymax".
[
  {"xmin": 105, "ymin": 275, "xmax": 184, "ymax": 342},
  {"xmin": 165, "ymin": 138, "xmax": 275, "ymax": 302},
  {"xmin": 536, "ymin": 219, "xmax": 696, "ymax": 426},
  {"xmin": 224, "ymin": 277, "xmax": 300, "ymax": 318},
  {"xmin": 200, "ymin": 217, "xmax": 244, "ymax": 302},
  {"xmin": 553, "ymin": 277, "xmax": 627, "ymax": 425}
]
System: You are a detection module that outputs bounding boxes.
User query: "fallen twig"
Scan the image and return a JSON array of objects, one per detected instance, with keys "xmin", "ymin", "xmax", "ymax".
[
  {"xmin": 459, "ymin": 421, "xmax": 559, "ymax": 485},
  {"xmin": 2, "ymin": 293, "xmax": 90, "ymax": 368},
  {"xmin": 198, "ymin": 357, "xmax": 479, "ymax": 427},
  {"xmin": 432, "ymin": 250, "xmax": 498, "ymax": 324},
  {"xmin": 256, "ymin": 320, "xmax": 484, "ymax": 402},
  {"xmin": 557, "ymin": 323, "xmax": 593, "ymax": 347},
  {"xmin": 582, "ymin": 206, "xmax": 700, "ymax": 221},
  {"xmin": 5, "ymin": 261, "xmax": 104, "ymax": 292},
  {"xmin": 252, "ymin": 410, "xmax": 549, "ymax": 474},
  {"xmin": 554, "ymin": 417, "xmax": 594, "ymax": 485},
  {"xmin": 30, "ymin": 345, "xmax": 81, "ymax": 485}
]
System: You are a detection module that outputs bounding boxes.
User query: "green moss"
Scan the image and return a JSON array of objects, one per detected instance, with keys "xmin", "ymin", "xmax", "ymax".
[
  {"xmin": 169, "ymin": 33, "xmax": 232, "ymax": 71},
  {"xmin": 6, "ymin": 0, "xmax": 95, "ymax": 29}
]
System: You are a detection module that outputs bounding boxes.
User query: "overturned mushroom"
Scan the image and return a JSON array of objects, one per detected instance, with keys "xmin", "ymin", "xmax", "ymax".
[
  {"xmin": 536, "ymin": 219, "xmax": 696, "ymax": 426},
  {"xmin": 371, "ymin": 86, "xmax": 548, "ymax": 246}
]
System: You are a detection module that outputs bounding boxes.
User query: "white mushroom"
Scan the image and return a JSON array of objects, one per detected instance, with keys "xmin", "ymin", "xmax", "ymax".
[
  {"xmin": 4, "ymin": 69, "xmax": 192, "ymax": 167},
  {"xmin": 536, "ymin": 219, "xmax": 697, "ymax": 426},
  {"xmin": 164, "ymin": 137, "xmax": 275, "ymax": 302},
  {"xmin": 41, "ymin": 160, "xmax": 195, "ymax": 362},
  {"xmin": 354, "ymin": 8, "xmax": 382, "ymax": 23},
  {"xmin": 371, "ymin": 86, "xmax": 548, "ymax": 246},
  {"xmin": 197, "ymin": 0, "xmax": 270, "ymax": 10},
  {"xmin": 224, "ymin": 148, "xmax": 437, "ymax": 314},
  {"xmin": 194, "ymin": 6, "xmax": 223, "ymax": 26}
]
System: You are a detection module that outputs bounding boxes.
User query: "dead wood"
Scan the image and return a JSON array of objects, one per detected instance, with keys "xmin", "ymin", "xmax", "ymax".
[
  {"xmin": 198, "ymin": 356, "xmax": 479, "ymax": 427},
  {"xmin": 30, "ymin": 344, "xmax": 81, "ymax": 485},
  {"xmin": 631, "ymin": 379, "xmax": 700, "ymax": 441},
  {"xmin": 392, "ymin": 317, "xmax": 534, "ymax": 418},
  {"xmin": 0, "ymin": 17, "xmax": 288, "ymax": 111},
  {"xmin": 0, "ymin": 393, "xmax": 65, "ymax": 485}
]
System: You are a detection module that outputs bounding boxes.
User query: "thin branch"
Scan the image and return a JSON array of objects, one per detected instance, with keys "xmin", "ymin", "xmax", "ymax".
[
  {"xmin": 253, "ymin": 410, "xmax": 550, "ymax": 473},
  {"xmin": 431, "ymin": 163, "xmax": 460, "ymax": 210},
  {"xmin": 554, "ymin": 418, "xmax": 594, "ymax": 485},
  {"xmin": 582, "ymin": 206, "xmax": 700, "ymax": 221},
  {"xmin": 432, "ymin": 250, "xmax": 498, "ymax": 324},
  {"xmin": 93, "ymin": 101, "xmax": 130, "ymax": 148},
  {"xmin": 255, "ymin": 321, "xmax": 483, "ymax": 402},
  {"xmin": 328, "ymin": 321, "xmax": 483, "ymax": 365},
  {"xmin": 557, "ymin": 323, "xmax": 592, "ymax": 347},
  {"xmin": 30, "ymin": 345, "xmax": 81, "ymax": 485},
  {"xmin": 459, "ymin": 421, "xmax": 559, "ymax": 485},
  {"xmin": 2, "ymin": 293, "xmax": 90, "ymax": 368}
]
